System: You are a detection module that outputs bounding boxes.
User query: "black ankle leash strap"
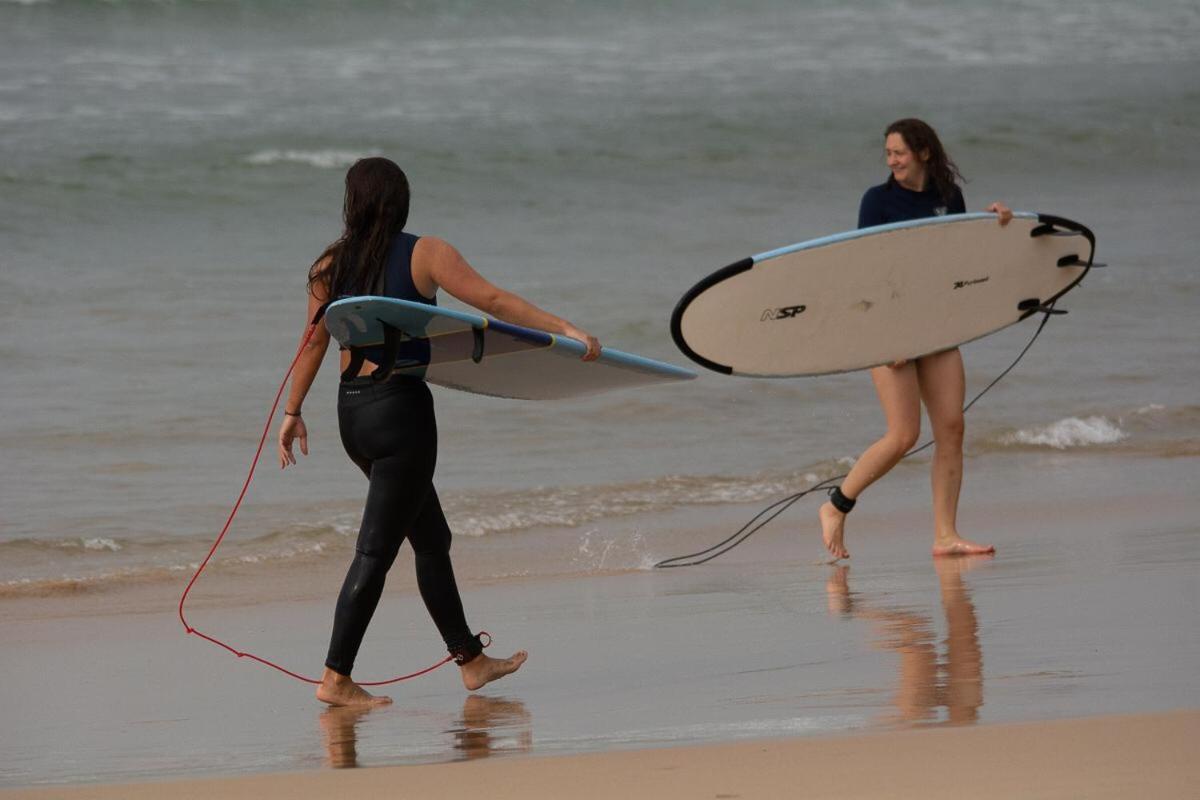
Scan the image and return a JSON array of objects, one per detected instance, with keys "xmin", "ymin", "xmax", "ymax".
[
  {"xmin": 829, "ymin": 486, "xmax": 856, "ymax": 514},
  {"xmin": 450, "ymin": 632, "xmax": 491, "ymax": 665}
]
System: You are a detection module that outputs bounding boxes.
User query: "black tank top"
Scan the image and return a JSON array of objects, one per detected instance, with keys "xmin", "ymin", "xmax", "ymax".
[{"xmin": 361, "ymin": 232, "xmax": 436, "ymax": 369}]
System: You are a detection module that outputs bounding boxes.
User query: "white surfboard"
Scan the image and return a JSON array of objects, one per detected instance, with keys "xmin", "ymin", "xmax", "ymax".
[
  {"xmin": 671, "ymin": 213, "xmax": 1096, "ymax": 377},
  {"xmin": 325, "ymin": 296, "xmax": 696, "ymax": 400}
]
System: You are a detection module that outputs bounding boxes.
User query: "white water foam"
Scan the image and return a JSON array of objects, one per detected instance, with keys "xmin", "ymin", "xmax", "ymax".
[
  {"xmin": 235, "ymin": 541, "xmax": 329, "ymax": 564},
  {"xmin": 81, "ymin": 538, "xmax": 121, "ymax": 552},
  {"xmin": 243, "ymin": 149, "xmax": 371, "ymax": 169},
  {"xmin": 448, "ymin": 467, "xmax": 845, "ymax": 538},
  {"xmin": 999, "ymin": 416, "xmax": 1128, "ymax": 449},
  {"xmin": 572, "ymin": 529, "xmax": 651, "ymax": 572}
]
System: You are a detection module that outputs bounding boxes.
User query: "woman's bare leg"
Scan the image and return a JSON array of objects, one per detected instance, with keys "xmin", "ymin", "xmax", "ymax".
[
  {"xmin": 916, "ymin": 349, "xmax": 993, "ymax": 556},
  {"xmin": 820, "ymin": 363, "xmax": 922, "ymax": 559}
]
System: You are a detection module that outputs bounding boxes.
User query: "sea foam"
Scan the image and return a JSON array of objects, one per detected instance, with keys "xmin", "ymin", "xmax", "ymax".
[
  {"xmin": 244, "ymin": 149, "xmax": 370, "ymax": 169},
  {"xmin": 81, "ymin": 538, "xmax": 121, "ymax": 552},
  {"xmin": 999, "ymin": 416, "xmax": 1128, "ymax": 449}
]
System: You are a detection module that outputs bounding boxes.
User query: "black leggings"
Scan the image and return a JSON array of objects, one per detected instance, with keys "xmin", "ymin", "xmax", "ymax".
[{"xmin": 325, "ymin": 375, "xmax": 480, "ymax": 676}]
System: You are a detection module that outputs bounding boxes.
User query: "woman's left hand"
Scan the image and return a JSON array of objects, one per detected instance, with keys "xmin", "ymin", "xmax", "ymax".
[{"xmin": 986, "ymin": 202, "xmax": 1013, "ymax": 226}]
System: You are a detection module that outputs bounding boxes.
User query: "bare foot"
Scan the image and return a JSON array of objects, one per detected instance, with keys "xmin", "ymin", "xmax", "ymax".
[
  {"xmin": 932, "ymin": 537, "xmax": 995, "ymax": 557},
  {"xmin": 316, "ymin": 668, "xmax": 393, "ymax": 707},
  {"xmin": 819, "ymin": 501, "xmax": 849, "ymax": 560},
  {"xmin": 460, "ymin": 651, "xmax": 528, "ymax": 692}
]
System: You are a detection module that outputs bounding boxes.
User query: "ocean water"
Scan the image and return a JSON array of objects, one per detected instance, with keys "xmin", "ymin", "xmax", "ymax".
[{"xmin": 2, "ymin": 0, "xmax": 1199, "ymax": 596}]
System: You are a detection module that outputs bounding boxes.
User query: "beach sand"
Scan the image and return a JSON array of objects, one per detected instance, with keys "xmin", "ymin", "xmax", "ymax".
[
  {"xmin": 3, "ymin": 710, "xmax": 1196, "ymax": 799},
  {"xmin": 2, "ymin": 451, "xmax": 1197, "ymax": 795}
]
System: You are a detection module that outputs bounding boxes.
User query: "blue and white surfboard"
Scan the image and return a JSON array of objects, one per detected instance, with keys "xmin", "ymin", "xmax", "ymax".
[{"xmin": 325, "ymin": 296, "xmax": 696, "ymax": 400}]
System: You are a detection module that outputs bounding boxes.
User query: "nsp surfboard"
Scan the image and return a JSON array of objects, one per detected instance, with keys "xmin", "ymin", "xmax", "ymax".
[
  {"xmin": 671, "ymin": 212, "xmax": 1095, "ymax": 377},
  {"xmin": 325, "ymin": 296, "xmax": 696, "ymax": 400}
]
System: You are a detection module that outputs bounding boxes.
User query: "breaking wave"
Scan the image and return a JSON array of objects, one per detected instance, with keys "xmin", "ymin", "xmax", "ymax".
[
  {"xmin": 982, "ymin": 404, "xmax": 1200, "ymax": 455},
  {"xmin": 998, "ymin": 416, "xmax": 1128, "ymax": 449},
  {"xmin": 243, "ymin": 149, "xmax": 374, "ymax": 169},
  {"xmin": 0, "ymin": 462, "xmax": 849, "ymax": 599}
]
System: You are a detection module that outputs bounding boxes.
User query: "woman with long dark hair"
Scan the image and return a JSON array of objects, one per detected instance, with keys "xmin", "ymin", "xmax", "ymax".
[
  {"xmin": 277, "ymin": 157, "xmax": 600, "ymax": 706},
  {"xmin": 819, "ymin": 119, "xmax": 1012, "ymax": 561}
]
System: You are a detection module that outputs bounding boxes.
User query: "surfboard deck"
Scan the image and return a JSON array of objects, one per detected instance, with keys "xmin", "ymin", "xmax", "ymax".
[
  {"xmin": 671, "ymin": 212, "xmax": 1095, "ymax": 377},
  {"xmin": 325, "ymin": 296, "xmax": 696, "ymax": 400}
]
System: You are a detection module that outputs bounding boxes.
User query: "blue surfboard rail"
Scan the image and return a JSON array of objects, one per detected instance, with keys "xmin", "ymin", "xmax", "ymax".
[{"xmin": 751, "ymin": 212, "xmax": 1039, "ymax": 264}]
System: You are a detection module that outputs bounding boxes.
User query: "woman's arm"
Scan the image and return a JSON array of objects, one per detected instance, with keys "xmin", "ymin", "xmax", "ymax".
[
  {"xmin": 417, "ymin": 237, "xmax": 601, "ymax": 360},
  {"xmin": 278, "ymin": 269, "xmax": 333, "ymax": 469}
]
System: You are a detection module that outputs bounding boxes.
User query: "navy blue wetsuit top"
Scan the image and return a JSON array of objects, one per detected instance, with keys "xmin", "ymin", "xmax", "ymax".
[
  {"xmin": 857, "ymin": 177, "xmax": 965, "ymax": 229},
  {"xmin": 361, "ymin": 231, "xmax": 435, "ymax": 368}
]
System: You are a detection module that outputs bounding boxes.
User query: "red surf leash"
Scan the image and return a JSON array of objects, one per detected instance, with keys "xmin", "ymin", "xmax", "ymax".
[{"xmin": 178, "ymin": 308, "xmax": 472, "ymax": 686}]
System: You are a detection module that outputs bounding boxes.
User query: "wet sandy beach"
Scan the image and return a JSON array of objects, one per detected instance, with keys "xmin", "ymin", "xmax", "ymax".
[
  {"xmin": 4, "ymin": 710, "xmax": 1197, "ymax": 799},
  {"xmin": 2, "ymin": 451, "xmax": 1196, "ymax": 791}
]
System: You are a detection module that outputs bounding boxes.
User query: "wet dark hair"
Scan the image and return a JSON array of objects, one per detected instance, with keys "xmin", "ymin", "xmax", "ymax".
[
  {"xmin": 884, "ymin": 118, "xmax": 964, "ymax": 204},
  {"xmin": 308, "ymin": 157, "xmax": 410, "ymax": 298}
]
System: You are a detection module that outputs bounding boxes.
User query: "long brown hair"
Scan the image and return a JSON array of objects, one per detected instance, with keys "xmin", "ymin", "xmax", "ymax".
[
  {"xmin": 885, "ymin": 118, "xmax": 964, "ymax": 204},
  {"xmin": 308, "ymin": 157, "xmax": 410, "ymax": 298}
]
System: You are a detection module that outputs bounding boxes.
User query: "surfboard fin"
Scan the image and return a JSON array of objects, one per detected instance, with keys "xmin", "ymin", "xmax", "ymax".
[
  {"xmin": 1018, "ymin": 298, "xmax": 1068, "ymax": 316},
  {"xmin": 338, "ymin": 322, "xmax": 404, "ymax": 383},
  {"xmin": 1057, "ymin": 254, "xmax": 1106, "ymax": 268},
  {"xmin": 1030, "ymin": 222, "xmax": 1084, "ymax": 238},
  {"xmin": 370, "ymin": 323, "xmax": 402, "ymax": 382}
]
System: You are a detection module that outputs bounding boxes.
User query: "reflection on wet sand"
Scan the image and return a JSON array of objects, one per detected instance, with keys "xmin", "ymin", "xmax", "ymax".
[
  {"xmin": 452, "ymin": 694, "xmax": 533, "ymax": 760},
  {"xmin": 826, "ymin": 557, "xmax": 987, "ymax": 726},
  {"xmin": 319, "ymin": 706, "xmax": 373, "ymax": 769},
  {"xmin": 317, "ymin": 695, "xmax": 533, "ymax": 769}
]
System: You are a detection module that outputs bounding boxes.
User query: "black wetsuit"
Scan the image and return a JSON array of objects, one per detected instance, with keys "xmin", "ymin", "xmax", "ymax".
[
  {"xmin": 857, "ymin": 176, "xmax": 965, "ymax": 228},
  {"xmin": 325, "ymin": 232, "xmax": 482, "ymax": 676}
]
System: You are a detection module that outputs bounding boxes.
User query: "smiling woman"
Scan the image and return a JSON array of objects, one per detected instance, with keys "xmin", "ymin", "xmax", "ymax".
[
  {"xmin": 877, "ymin": 118, "xmax": 966, "ymax": 214},
  {"xmin": 818, "ymin": 118, "xmax": 1013, "ymax": 562}
]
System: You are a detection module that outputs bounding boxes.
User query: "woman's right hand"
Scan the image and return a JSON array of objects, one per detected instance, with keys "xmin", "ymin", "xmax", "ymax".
[
  {"xmin": 278, "ymin": 414, "xmax": 309, "ymax": 469},
  {"xmin": 986, "ymin": 202, "xmax": 1013, "ymax": 226},
  {"xmin": 563, "ymin": 325, "xmax": 601, "ymax": 361}
]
